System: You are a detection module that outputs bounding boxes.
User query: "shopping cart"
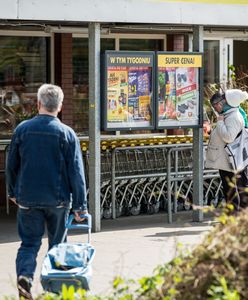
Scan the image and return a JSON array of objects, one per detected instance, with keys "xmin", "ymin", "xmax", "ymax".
[{"xmin": 40, "ymin": 213, "xmax": 95, "ymax": 293}]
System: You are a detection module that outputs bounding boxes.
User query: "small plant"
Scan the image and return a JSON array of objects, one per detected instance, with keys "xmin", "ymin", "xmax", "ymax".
[{"xmin": 207, "ymin": 277, "xmax": 240, "ymax": 300}]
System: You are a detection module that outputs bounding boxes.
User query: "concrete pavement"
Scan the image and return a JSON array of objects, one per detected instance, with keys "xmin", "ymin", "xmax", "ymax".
[{"xmin": 0, "ymin": 209, "xmax": 214, "ymax": 299}]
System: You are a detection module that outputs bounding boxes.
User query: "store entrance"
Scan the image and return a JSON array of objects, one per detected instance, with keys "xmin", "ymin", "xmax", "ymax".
[{"xmin": 233, "ymin": 40, "xmax": 248, "ymax": 75}]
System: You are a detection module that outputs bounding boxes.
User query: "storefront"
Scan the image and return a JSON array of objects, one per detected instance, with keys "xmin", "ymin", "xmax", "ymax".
[
  {"xmin": 1, "ymin": 29, "xmax": 248, "ymax": 137},
  {"xmin": 1, "ymin": 0, "xmax": 248, "ymax": 230},
  {"xmin": 0, "ymin": 31, "xmax": 171, "ymax": 137}
]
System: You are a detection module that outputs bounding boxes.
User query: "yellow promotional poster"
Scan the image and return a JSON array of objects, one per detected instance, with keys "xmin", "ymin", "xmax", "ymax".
[
  {"xmin": 106, "ymin": 67, "xmax": 153, "ymax": 128},
  {"xmin": 158, "ymin": 54, "xmax": 202, "ymax": 68},
  {"xmin": 105, "ymin": 51, "xmax": 154, "ymax": 130},
  {"xmin": 139, "ymin": 96, "xmax": 151, "ymax": 121},
  {"xmin": 107, "ymin": 69, "xmax": 129, "ymax": 122}
]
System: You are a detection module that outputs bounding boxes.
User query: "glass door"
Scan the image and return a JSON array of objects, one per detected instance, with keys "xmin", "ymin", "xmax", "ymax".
[{"xmin": 204, "ymin": 39, "xmax": 220, "ymax": 85}]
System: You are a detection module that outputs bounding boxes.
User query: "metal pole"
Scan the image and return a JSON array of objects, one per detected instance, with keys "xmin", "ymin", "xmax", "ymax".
[
  {"xmin": 88, "ymin": 22, "xmax": 101, "ymax": 232},
  {"xmin": 174, "ymin": 150, "xmax": 178, "ymax": 213},
  {"xmin": 167, "ymin": 149, "xmax": 172, "ymax": 224},
  {"xmin": 111, "ymin": 149, "xmax": 116, "ymax": 219},
  {"xmin": 192, "ymin": 25, "xmax": 204, "ymax": 222}
]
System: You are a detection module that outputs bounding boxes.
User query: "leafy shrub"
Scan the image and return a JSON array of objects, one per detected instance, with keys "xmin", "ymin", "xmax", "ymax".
[
  {"xmin": 99, "ymin": 208, "xmax": 247, "ymax": 300},
  {"xmin": 136, "ymin": 207, "xmax": 248, "ymax": 300}
]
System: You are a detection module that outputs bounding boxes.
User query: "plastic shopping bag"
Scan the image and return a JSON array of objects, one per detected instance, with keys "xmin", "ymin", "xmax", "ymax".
[
  {"xmin": 225, "ymin": 128, "xmax": 248, "ymax": 172},
  {"xmin": 48, "ymin": 243, "xmax": 89, "ymax": 270}
]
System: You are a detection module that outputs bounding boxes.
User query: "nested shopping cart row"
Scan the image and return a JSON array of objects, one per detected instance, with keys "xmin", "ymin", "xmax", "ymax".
[
  {"xmin": 81, "ymin": 141, "xmax": 223, "ymax": 219},
  {"xmin": 99, "ymin": 175, "xmax": 223, "ymax": 219}
]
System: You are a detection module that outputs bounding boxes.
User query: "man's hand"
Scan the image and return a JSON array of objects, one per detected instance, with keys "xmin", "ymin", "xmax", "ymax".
[
  {"xmin": 217, "ymin": 115, "xmax": 224, "ymax": 121},
  {"xmin": 74, "ymin": 210, "xmax": 88, "ymax": 222}
]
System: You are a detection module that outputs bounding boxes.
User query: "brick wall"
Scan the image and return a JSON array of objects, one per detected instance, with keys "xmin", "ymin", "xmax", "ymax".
[
  {"xmin": 55, "ymin": 33, "xmax": 73, "ymax": 127},
  {"xmin": 173, "ymin": 34, "xmax": 185, "ymax": 52}
]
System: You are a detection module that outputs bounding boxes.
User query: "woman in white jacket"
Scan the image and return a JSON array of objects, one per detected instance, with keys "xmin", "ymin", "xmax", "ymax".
[{"xmin": 205, "ymin": 90, "xmax": 248, "ymax": 211}]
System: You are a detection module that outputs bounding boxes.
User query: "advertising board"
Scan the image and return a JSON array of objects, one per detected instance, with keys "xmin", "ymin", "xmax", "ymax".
[
  {"xmin": 103, "ymin": 51, "xmax": 155, "ymax": 130},
  {"xmin": 156, "ymin": 52, "xmax": 203, "ymax": 128}
]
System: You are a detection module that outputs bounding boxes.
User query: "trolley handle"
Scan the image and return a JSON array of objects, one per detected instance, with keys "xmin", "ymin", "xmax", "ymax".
[
  {"xmin": 61, "ymin": 213, "xmax": 92, "ymax": 244},
  {"xmin": 66, "ymin": 213, "xmax": 92, "ymax": 230}
]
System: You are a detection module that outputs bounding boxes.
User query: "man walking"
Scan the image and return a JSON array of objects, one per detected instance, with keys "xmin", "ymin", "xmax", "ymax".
[{"xmin": 7, "ymin": 84, "xmax": 88, "ymax": 299}]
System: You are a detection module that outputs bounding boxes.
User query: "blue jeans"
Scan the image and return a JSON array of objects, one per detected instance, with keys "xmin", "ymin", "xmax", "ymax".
[{"xmin": 16, "ymin": 207, "xmax": 69, "ymax": 279}]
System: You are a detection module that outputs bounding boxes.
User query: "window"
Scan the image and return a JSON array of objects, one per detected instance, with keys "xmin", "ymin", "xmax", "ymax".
[
  {"xmin": 120, "ymin": 39, "xmax": 163, "ymax": 51},
  {"xmin": 72, "ymin": 38, "xmax": 115, "ymax": 134},
  {"xmin": 72, "ymin": 37, "xmax": 163, "ymax": 134},
  {"xmin": 204, "ymin": 40, "xmax": 220, "ymax": 84},
  {"xmin": 0, "ymin": 36, "xmax": 50, "ymax": 137}
]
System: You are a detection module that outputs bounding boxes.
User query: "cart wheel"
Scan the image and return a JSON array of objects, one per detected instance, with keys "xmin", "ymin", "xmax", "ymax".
[
  {"xmin": 103, "ymin": 208, "xmax": 112, "ymax": 219},
  {"xmin": 183, "ymin": 200, "xmax": 192, "ymax": 211},
  {"xmin": 159, "ymin": 194, "xmax": 167, "ymax": 211},
  {"xmin": 154, "ymin": 202, "xmax": 160, "ymax": 214},
  {"xmin": 130, "ymin": 205, "xmax": 141, "ymax": 216},
  {"xmin": 177, "ymin": 200, "xmax": 184, "ymax": 211},
  {"xmin": 124, "ymin": 206, "xmax": 132, "ymax": 216},
  {"xmin": 147, "ymin": 204, "xmax": 155, "ymax": 214},
  {"xmin": 116, "ymin": 205, "xmax": 122, "ymax": 218},
  {"xmin": 208, "ymin": 197, "xmax": 218, "ymax": 208}
]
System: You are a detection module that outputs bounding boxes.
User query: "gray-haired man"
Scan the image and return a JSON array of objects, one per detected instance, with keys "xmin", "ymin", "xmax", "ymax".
[{"xmin": 7, "ymin": 84, "xmax": 87, "ymax": 299}]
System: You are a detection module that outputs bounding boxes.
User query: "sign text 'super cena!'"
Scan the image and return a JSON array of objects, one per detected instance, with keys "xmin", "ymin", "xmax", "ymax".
[{"xmin": 158, "ymin": 54, "xmax": 202, "ymax": 68}]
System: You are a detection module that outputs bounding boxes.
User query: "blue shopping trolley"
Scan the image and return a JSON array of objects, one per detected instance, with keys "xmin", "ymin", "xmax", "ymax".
[{"xmin": 40, "ymin": 213, "xmax": 95, "ymax": 293}]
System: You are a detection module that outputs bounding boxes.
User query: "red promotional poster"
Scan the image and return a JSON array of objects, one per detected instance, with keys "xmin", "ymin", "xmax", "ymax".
[{"xmin": 157, "ymin": 53, "xmax": 202, "ymax": 128}]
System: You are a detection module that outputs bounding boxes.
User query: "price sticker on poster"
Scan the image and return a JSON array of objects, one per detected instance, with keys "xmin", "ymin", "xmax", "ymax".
[
  {"xmin": 103, "ymin": 51, "xmax": 155, "ymax": 130},
  {"xmin": 156, "ymin": 52, "xmax": 203, "ymax": 128}
]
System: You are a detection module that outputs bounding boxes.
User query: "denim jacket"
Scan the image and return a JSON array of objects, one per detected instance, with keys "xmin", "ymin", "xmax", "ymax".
[{"xmin": 7, "ymin": 114, "xmax": 87, "ymax": 211}]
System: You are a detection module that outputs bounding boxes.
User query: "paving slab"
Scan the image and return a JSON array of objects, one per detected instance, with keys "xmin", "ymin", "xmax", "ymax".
[{"xmin": 0, "ymin": 210, "xmax": 214, "ymax": 299}]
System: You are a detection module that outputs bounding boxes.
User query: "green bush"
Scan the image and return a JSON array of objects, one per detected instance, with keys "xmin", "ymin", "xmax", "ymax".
[{"xmin": 136, "ymin": 207, "xmax": 248, "ymax": 300}]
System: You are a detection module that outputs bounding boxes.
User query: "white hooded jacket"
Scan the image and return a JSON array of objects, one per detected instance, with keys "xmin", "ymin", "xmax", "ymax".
[{"xmin": 205, "ymin": 107, "xmax": 244, "ymax": 172}]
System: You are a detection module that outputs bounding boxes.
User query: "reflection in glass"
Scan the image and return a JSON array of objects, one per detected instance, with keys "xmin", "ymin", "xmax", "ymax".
[
  {"xmin": 72, "ymin": 38, "xmax": 115, "ymax": 134},
  {"xmin": 72, "ymin": 38, "xmax": 89, "ymax": 135},
  {"xmin": 120, "ymin": 39, "xmax": 163, "ymax": 51},
  {"xmin": 204, "ymin": 40, "xmax": 220, "ymax": 84},
  {"xmin": 0, "ymin": 36, "xmax": 49, "ymax": 137}
]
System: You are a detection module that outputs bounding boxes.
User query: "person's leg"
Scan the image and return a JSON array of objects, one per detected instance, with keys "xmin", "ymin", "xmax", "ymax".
[
  {"xmin": 45, "ymin": 207, "xmax": 70, "ymax": 250},
  {"xmin": 219, "ymin": 169, "xmax": 240, "ymax": 210},
  {"xmin": 16, "ymin": 207, "xmax": 45, "ymax": 299}
]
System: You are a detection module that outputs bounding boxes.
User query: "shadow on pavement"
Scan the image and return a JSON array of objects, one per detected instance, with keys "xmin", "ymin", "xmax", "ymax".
[
  {"xmin": 0, "ymin": 207, "xmax": 215, "ymax": 244},
  {"xmin": 145, "ymin": 229, "xmax": 208, "ymax": 238}
]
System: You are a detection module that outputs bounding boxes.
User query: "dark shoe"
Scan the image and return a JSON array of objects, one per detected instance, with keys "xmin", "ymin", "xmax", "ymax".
[{"xmin": 17, "ymin": 276, "xmax": 33, "ymax": 300}]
